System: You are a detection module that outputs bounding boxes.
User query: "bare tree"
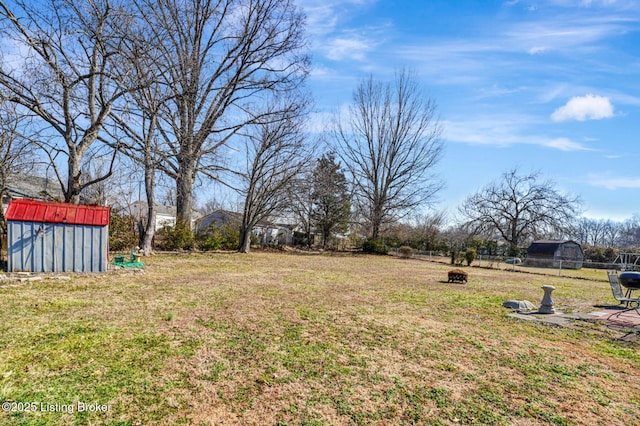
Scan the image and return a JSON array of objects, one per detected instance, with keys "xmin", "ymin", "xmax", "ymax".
[
  {"xmin": 412, "ymin": 211, "xmax": 446, "ymax": 250},
  {"xmin": 107, "ymin": 20, "xmax": 171, "ymax": 255},
  {"xmin": 234, "ymin": 97, "xmax": 310, "ymax": 253},
  {"xmin": 0, "ymin": 0, "xmax": 137, "ymax": 203},
  {"xmin": 287, "ymin": 167, "xmax": 315, "ymax": 247},
  {"xmin": 133, "ymin": 0, "xmax": 309, "ymax": 229},
  {"xmin": 459, "ymin": 168, "xmax": 582, "ymax": 255},
  {"xmin": 574, "ymin": 218, "xmax": 601, "ymax": 245},
  {"xmin": 617, "ymin": 215, "xmax": 640, "ymax": 248},
  {"xmin": 111, "ymin": 112, "xmax": 162, "ymax": 254},
  {"xmin": 331, "ymin": 69, "xmax": 443, "ymax": 240},
  {"xmin": 574, "ymin": 217, "xmax": 622, "ymax": 247},
  {"xmin": 603, "ymin": 220, "xmax": 622, "ymax": 247},
  {"xmin": 0, "ymin": 100, "xmax": 36, "ymax": 231}
]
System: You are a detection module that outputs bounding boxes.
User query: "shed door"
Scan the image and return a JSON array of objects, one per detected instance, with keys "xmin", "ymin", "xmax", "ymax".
[{"xmin": 562, "ymin": 244, "xmax": 577, "ymax": 260}]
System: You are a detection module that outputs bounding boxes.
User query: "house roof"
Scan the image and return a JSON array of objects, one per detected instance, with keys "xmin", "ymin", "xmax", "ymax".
[
  {"xmin": 5, "ymin": 199, "xmax": 110, "ymax": 226},
  {"xmin": 196, "ymin": 210, "xmax": 243, "ymax": 233},
  {"xmin": 527, "ymin": 240, "xmax": 581, "ymax": 254},
  {"xmin": 4, "ymin": 173, "xmax": 64, "ymax": 201},
  {"xmin": 131, "ymin": 201, "xmax": 202, "ymax": 219}
]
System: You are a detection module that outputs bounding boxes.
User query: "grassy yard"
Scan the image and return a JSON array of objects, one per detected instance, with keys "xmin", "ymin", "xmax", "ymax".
[{"xmin": 0, "ymin": 252, "xmax": 638, "ymax": 425}]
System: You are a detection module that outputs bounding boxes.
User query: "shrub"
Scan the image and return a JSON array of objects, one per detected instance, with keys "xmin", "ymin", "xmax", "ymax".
[
  {"xmin": 465, "ymin": 248, "xmax": 477, "ymax": 266},
  {"xmin": 156, "ymin": 222, "xmax": 194, "ymax": 250},
  {"xmin": 451, "ymin": 249, "xmax": 466, "ymax": 266},
  {"xmin": 362, "ymin": 238, "xmax": 388, "ymax": 255},
  {"xmin": 197, "ymin": 223, "xmax": 240, "ymax": 251},
  {"xmin": 398, "ymin": 245, "xmax": 414, "ymax": 259},
  {"xmin": 109, "ymin": 210, "xmax": 137, "ymax": 252}
]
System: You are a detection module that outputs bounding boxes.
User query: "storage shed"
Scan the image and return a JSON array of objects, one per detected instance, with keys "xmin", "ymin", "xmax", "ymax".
[
  {"xmin": 525, "ymin": 240, "xmax": 584, "ymax": 269},
  {"xmin": 5, "ymin": 199, "xmax": 110, "ymax": 273}
]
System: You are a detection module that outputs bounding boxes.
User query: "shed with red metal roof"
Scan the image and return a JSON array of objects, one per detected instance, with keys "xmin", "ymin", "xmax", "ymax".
[{"xmin": 5, "ymin": 199, "xmax": 110, "ymax": 273}]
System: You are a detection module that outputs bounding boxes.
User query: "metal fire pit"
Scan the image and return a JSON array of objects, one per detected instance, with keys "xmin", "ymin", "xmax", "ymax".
[{"xmin": 448, "ymin": 269, "xmax": 468, "ymax": 283}]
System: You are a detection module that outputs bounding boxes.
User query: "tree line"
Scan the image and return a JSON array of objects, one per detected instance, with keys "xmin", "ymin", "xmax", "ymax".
[
  {"xmin": 0, "ymin": 0, "xmax": 444, "ymax": 254},
  {"xmin": 2, "ymin": 0, "xmax": 636, "ymax": 258}
]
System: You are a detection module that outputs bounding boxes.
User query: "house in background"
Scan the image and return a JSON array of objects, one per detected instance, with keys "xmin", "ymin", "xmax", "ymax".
[
  {"xmin": 196, "ymin": 209, "xmax": 294, "ymax": 246},
  {"xmin": 195, "ymin": 209, "xmax": 243, "ymax": 233},
  {"xmin": 256, "ymin": 223, "xmax": 294, "ymax": 246},
  {"xmin": 525, "ymin": 240, "xmax": 584, "ymax": 269},
  {"xmin": 131, "ymin": 201, "xmax": 201, "ymax": 231},
  {"xmin": 2, "ymin": 173, "xmax": 64, "ymax": 212}
]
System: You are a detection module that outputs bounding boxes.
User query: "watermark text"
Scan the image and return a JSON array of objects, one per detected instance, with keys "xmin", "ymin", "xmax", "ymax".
[{"xmin": 2, "ymin": 401, "xmax": 110, "ymax": 414}]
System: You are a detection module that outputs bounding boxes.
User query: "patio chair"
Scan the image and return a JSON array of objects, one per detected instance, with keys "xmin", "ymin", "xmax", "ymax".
[
  {"xmin": 608, "ymin": 272, "xmax": 640, "ymax": 308},
  {"xmin": 606, "ymin": 272, "xmax": 640, "ymax": 336}
]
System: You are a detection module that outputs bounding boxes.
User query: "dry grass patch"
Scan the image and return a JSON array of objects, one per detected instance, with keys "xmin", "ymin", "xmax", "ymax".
[{"xmin": 1, "ymin": 252, "xmax": 639, "ymax": 425}]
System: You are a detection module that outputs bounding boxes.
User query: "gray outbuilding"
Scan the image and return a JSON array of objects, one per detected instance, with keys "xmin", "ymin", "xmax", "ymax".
[
  {"xmin": 525, "ymin": 240, "xmax": 584, "ymax": 269},
  {"xmin": 5, "ymin": 199, "xmax": 110, "ymax": 273}
]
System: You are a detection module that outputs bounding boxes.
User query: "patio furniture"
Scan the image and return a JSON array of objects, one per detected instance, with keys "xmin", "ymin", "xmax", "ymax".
[
  {"xmin": 606, "ymin": 272, "xmax": 640, "ymax": 338},
  {"xmin": 607, "ymin": 271, "xmax": 640, "ymax": 308}
]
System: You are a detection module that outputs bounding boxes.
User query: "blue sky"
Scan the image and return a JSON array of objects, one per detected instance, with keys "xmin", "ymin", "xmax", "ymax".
[{"xmin": 300, "ymin": 0, "xmax": 640, "ymax": 222}]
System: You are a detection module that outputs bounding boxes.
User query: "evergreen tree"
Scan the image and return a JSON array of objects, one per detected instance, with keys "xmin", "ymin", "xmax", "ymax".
[{"xmin": 311, "ymin": 154, "xmax": 351, "ymax": 249}]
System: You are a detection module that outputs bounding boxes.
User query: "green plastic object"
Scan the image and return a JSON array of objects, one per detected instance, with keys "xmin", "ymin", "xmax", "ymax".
[{"xmin": 110, "ymin": 260, "xmax": 144, "ymax": 268}]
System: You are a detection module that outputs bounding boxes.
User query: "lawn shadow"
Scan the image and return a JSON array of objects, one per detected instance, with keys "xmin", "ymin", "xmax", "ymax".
[
  {"xmin": 595, "ymin": 305, "xmax": 640, "ymax": 342},
  {"xmin": 437, "ymin": 280, "xmax": 467, "ymax": 285}
]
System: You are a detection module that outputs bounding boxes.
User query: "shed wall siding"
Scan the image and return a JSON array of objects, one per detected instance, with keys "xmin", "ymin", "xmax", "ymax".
[
  {"xmin": 8, "ymin": 221, "xmax": 108, "ymax": 273},
  {"xmin": 526, "ymin": 243, "xmax": 584, "ymax": 269}
]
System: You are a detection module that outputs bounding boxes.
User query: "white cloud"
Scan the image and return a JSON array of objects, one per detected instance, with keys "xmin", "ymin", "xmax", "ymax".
[
  {"xmin": 549, "ymin": 0, "xmax": 627, "ymax": 7},
  {"xmin": 0, "ymin": 38, "xmax": 32, "ymax": 74},
  {"xmin": 443, "ymin": 115, "xmax": 595, "ymax": 152},
  {"xmin": 588, "ymin": 175, "xmax": 640, "ymax": 189},
  {"xmin": 299, "ymin": 0, "xmax": 381, "ymax": 41},
  {"xmin": 504, "ymin": 14, "xmax": 637, "ymax": 56},
  {"xmin": 537, "ymin": 85, "xmax": 569, "ymax": 103},
  {"xmin": 528, "ymin": 46, "xmax": 548, "ymax": 54},
  {"xmin": 305, "ymin": 111, "xmax": 333, "ymax": 133},
  {"xmin": 551, "ymin": 94, "xmax": 614, "ymax": 121},
  {"xmin": 543, "ymin": 137, "xmax": 592, "ymax": 151},
  {"xmin": 298, "ymin": 0, "xmax": 386, "ymax": 63},
  {"xmin": 324, "ymin": 36, "xmax": 374, "ymax": 61},
  {"xmin": 476, "ymin": 84, "xmax": 527, "ymax": 98},
  {"xmin": 397, "ymin": 13, "xmax": 636, "ymax": 84},
  {"xmin": 442, "ymin": 116, "xmax": 535, "ymax": 147},
  {"xmin": 610, "ymin": 92, "xmax": 640, "ymax": 106}
]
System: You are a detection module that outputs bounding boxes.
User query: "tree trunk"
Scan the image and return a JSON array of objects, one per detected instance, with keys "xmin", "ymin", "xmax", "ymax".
[
  {"xmin": 306, "ymin": 223, "xmax": 312, "ymax": 248},
  {"xmin": 509, "ymin": 220, "xmax": 519, "ymax": 256},
  {"xmin": 139, "ymin": 154, "xmax": 157, "ymax": 254},
  {"xmin": 371, "ymin": 220, "xmax": 381, "ymax": 241},
  {"xmin": 140, "ymin": 207, "xmax": 156, "ymax": 254},
  {"xmin": 238, "ymin": 226, "xmax": 252, "ymax": 253},
  {"xmin": 66, "ymin": 155, "xmax": 82, "ymax": 204},
  {"xmin": 0, "ymin": 189, "xmax": 7, "ymax": 234},
  {"xmin": 305, "ymin": 209, "xmax": 313, "ymax": 248},
  {"xmin": 175, "ymin": 158, "xmax": 194, "ymax": 228},
  {"xmin": 370, "ymin": 202, "xmax": 384, "ymax": 240},
  {"xmin": 322, "ymin": 229, "xmax": 331, "ymax": 250}
]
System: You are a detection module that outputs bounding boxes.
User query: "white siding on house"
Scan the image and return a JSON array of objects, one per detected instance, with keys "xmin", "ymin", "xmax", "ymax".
[{"xmin": 155, "ymin": 214, "xmax": 176, "ymax": 230}]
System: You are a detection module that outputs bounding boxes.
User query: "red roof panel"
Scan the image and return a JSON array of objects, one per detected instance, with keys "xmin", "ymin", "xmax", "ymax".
[{"xmin": 5, "ymin": 199, "xmax": 110, "ymax": 226}]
